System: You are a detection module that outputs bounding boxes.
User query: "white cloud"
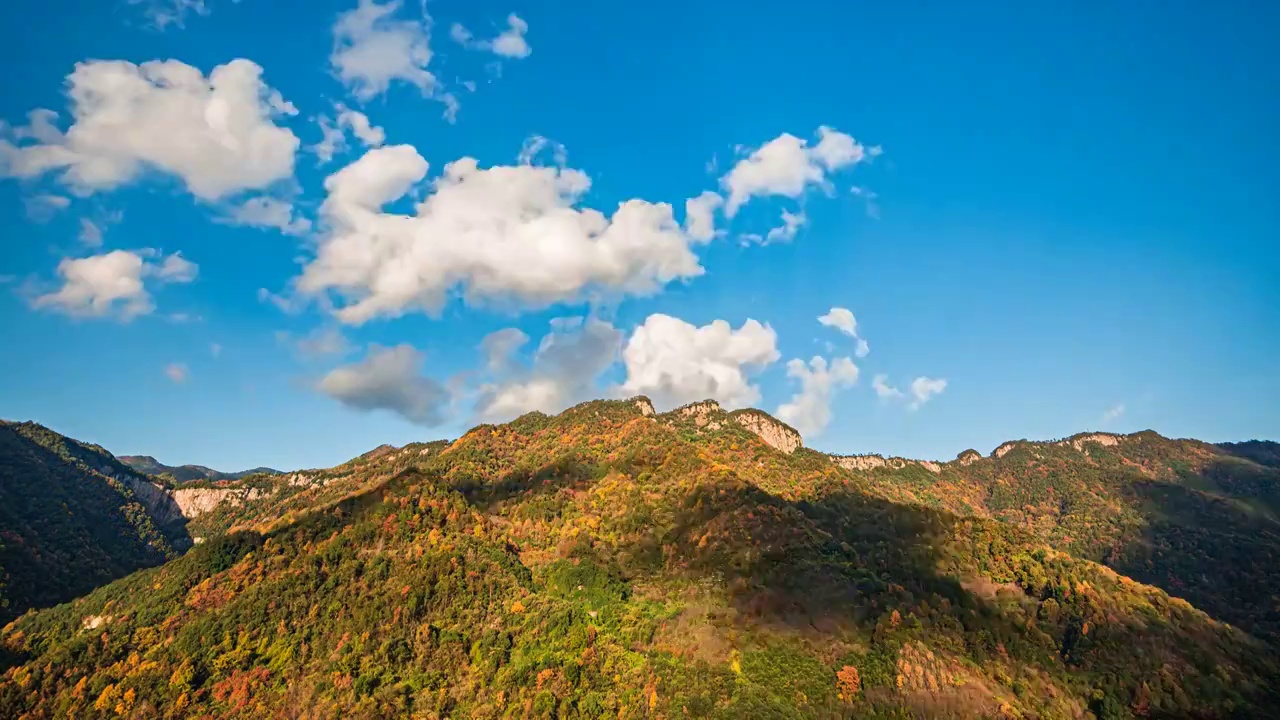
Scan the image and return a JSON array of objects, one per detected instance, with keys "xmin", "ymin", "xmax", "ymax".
[
  {"xmin": 312, "ymin": 104, "xmax": 386, "ymax": 164},
  {"xmin": 295, "ymin": 145, "xmax": 706, "ymax": 323},
  {"xmin": 872, "ymin": 373, "xmax": 903, "ymax": 399},
  {"xmin": 908, "ymin": 376, "xmax": 947, "ymax": 410},
  {"xmin": 210, "ymin": 342, "xmax": 223, "ymax": 358},
  {"xmin": 24, "ymin": 194, "xmax": 70, "ymax": 222},
  {"xmin": 31, "ymin": 249, "xmax": 196, "ymax": 320},
  {"xmin": 475, "ymin": 317, "xmax": 622, "ymax": 422},
  {"xmin": 764, "ymin": 209, "xmax": 806, "ymax": 243},
  {"xmin": 811, "ymin": 126, "xmax": 865, "ymax": 170},
  {"xmin": 817, "ymin": 307, "xmax": 857, "ymax": 336},
  {"xmin": 155, "ymin": 252, "xmax": 199, "ymax": 282},
  {"xmin": 226, "ymin": 197, "xmax": 312, "ymax": 235},
  {"xmin": 684, "ymin": 191, "xmax": 722, "ymax": 242},
  {"xmin": 720, "ymin": 126, "xmax": 870, "ymax": 216},
  {"xmin": 0, "ymin": 59, "xmax": 299, "ymax": 200},
  {"xmin": 78, "ymin": 218, "xmax": 104, "ymax": 247},
  {"xmin": 164, "ymin": 362, "xmax": 189, "ymax": 383},
  {"xmin": 451, "ymin": 14, "xmax": 532, "ymax": 59},
  {"xmin": 480, "ymin": 327, "xmax": 529, "ymax": 371},
  {"xmin": 776, "ymin": 356, "xmax": 859, "ymax": 437},
  {"xmin": 128, "ymin": 0, "xmax": 213, "ymax": 31},
  {"xmin": 318, "ymin": 344, "xmax": 450, "ymax": 425},
  {"xmin": 817, "ymin": 306, "xmax": 871, "ymax": 357},
  {"xmin": 1101, "ymin": 403, "xmax": 1126, "ymax": 425},
  {"xmin": 331, "ymin": 0, "xmax": 436, "ymax": 101},
  {"xmin": 619, "ymin": 313, "xmax": 779, "ymax": 410}
]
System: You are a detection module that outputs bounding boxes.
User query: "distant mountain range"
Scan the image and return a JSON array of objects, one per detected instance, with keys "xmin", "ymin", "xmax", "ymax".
[
  {"xmin": 117, "ymin": 454, "xmax": 281, "ymax": 482},
  {"xmin": 2, "ymin": 403, "xmax": 1279, "ymax": 717}
]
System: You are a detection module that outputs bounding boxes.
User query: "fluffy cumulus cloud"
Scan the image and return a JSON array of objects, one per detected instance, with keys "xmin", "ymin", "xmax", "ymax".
[
  {"xmin": 684, "ymin": 191, "xmax": 723, "ymax": 242},
  {"xmin": 721, "ymin": 126, "xmax": 870, "ymax": 216},
  {"xmin": 226, "ymin": 197, "xmax": 312, "ymax": 235},
  {"xmin": 294, "ymin": 145, "xmax": 706, "ymax": 324},
  {"xmin": 331, "ymin": 0, "xmax": 436, "ymax": 101},
  {"xmin": 318, "ymin": 344, "xmax": 450, "ymax": 425},
  {"xmin": 0, "ymin": 59, "xmax": 298, "ymax": 200},
  {"xmin": 619, "ymin": 314, "xmax": 779, "ymax": 410},
  {"xmin": 474, "ymin": 317, "xmax": 623, "ymax": 422},
  {"xmin": 451, "ymin": 14, "xmax": 532, "ymax": 59},
  {"xmin": 313, "ymin": 104, "xmax": 386, "ymax": 164},
  {"xmin": 776, "ymin": 356, "xmax": 859, "ymax": 437},
  {"xmin": 32, "ymin": 249, "xmax": 197, "ymax": 320},
  {"xmin": 817, "ymin": 306, "xmax": 870, "ymax": 357}
]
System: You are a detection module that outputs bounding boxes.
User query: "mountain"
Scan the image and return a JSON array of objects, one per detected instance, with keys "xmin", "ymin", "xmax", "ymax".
[
  {"xmin": 836, "ymin": 432, "xmax": 1280, "ymax": 645},
  {"xmin": 117, "ymin": 455, "xmax": 281, "ymax": 483},
  {"xmin": 2, "ymin": 399, "xmax": 1277, "ymax": 719},
  {"xmin": 0, "ymin": 421, "xmax": 190, "ymax": 625}
]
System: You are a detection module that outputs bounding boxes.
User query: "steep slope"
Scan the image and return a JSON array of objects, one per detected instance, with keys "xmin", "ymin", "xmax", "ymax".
[
  {"xmin": 842, "ymin": 432, "xmax": 1280, "ymax": 645},
  {"xmin": 0, "ymin": 422, "xmax": 190, "ymax": 625},
  {"xmin": 117, "ymin": 455, "xmax": 281, "ymax": 483},
  {"xmin": 2, "ymin": 401, "xmax": 1275, "ymax": 719}
]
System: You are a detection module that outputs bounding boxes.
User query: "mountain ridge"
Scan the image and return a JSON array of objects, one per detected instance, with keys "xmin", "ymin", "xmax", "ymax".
[
  {"xmin": 117, "ymin": 454, "xmax": 281, "ymax": 483},
  {"xmin": 2, "ymin": 404, "xmax": 1278, "ymax": 717}
]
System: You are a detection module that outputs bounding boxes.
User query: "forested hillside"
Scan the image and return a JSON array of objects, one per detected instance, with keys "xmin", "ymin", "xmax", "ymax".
[
  {"xmin": 846, "ymin": 433, "xmax": 1280, "ymax": 645},
  {"xmin": 2, "ymin": 401, "xmax": 1275, "ymax": 719},
  {"xmin": 0, "ymin": 422, "xmax": 190, "ymax": 625}
]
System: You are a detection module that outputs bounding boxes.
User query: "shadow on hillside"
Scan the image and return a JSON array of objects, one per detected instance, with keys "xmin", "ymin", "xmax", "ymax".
[
  {"xmin": 597, "ymin": 477, "xmax": 1280, "ymax": 716},
  {"xmin": 1114, "ymin": 479, "xmax": 1280, "ymax": 645},
  {"xmin": 0, "ymin": 427, "xmax": 191, "ymax": 624},
  {"xmin": 1216, "ymin": 440, "xmax": 1280, "ymax": 470},
  {"xmin": 452, "ymin": 453, "xmax": 596, "ymax": 511}
]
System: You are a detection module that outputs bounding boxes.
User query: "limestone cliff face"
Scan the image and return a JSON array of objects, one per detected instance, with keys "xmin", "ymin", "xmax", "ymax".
[
  {"xmin": 957, "ymin": 450, "xmax": 983, "ymax": 466},
  {"xmin": 834, "ymin": 454, "xmax": 888, "ymax": 471},
  {"xmin": 993, "ymin": 442, "xmax": 1019, "ymax": 458},
  {"xmin": 170, "ymin": 486, "xmax": 267, "ymax": 519},
  {"xmin": 98, "ymin": 466, "xmax": 186, "ymax": 527},
  {"xmin": 632, "ymin": 397, "xmax": 656, "ymax": 417},
  {"xmin": 665, "ymin": 401, "xmax": 803, "ymax": 454},
  {"xmin": 833, "ymin": 455, "xmax": 941, "ymax": 474},
  {"xmin": 1061, "ymin": 433, "xmax": 1123, "ymax": 451},
  {"xmin": 730, "ymin": 410, "xmax": 802, "ymax": 455}
]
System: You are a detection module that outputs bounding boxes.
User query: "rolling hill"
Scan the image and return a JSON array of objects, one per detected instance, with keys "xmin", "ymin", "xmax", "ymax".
[
  {"xmin": 1, "ymin": 400, "xmax": 1276, "ymax": 718},
  {"xmin": 117, "ymin": 455, "xmax": 281, "ymax": 483}
]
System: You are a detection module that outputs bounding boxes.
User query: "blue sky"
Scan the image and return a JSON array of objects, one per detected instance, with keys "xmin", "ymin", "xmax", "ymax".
[{"xmin": 1, "ymin": 0, "xmax": 1276, "ymax": 472}]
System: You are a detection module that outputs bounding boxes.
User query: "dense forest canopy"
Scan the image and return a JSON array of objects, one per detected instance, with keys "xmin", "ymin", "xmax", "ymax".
[{"xmin": 1, "ymin": 405, "xmax": 1277, "ymax": 718}]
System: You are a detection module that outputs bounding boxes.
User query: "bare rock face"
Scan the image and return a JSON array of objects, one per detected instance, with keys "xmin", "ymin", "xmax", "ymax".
[
  {"xmin": 170, "ymin": 486, "xmax": 266, "ymax": 519},
  {"xmin": 731, "ymin": 410, "xmax": 802, "ymax": 454},
  {"xmin": 678, "ymin": 400, "xmax": 722, "ymax": 426},
  {"xmin": 1064, "ymin": 433, "xmax": 1123, "ymax": 452},
  {"xmin": 993, "ymin": 442, "xmax": 1019, "ymax": 458},
  {"xmin": 834, "ymin": 454, "xmax": 941, "ymax": 473},
  {"xmin": 115, "ymin": 473, "xmax": 186, "ymax": 526},
  {"xmin": 957, "ymin": 449, "xmax": 983, "ymax": 466},
  {"xmin": 835, "ymin": 454, "xmax": 888, "ymax": 471},
  {"xmin": 633, "ymin": 397, "xmax": 656, "ymax": 417}
]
